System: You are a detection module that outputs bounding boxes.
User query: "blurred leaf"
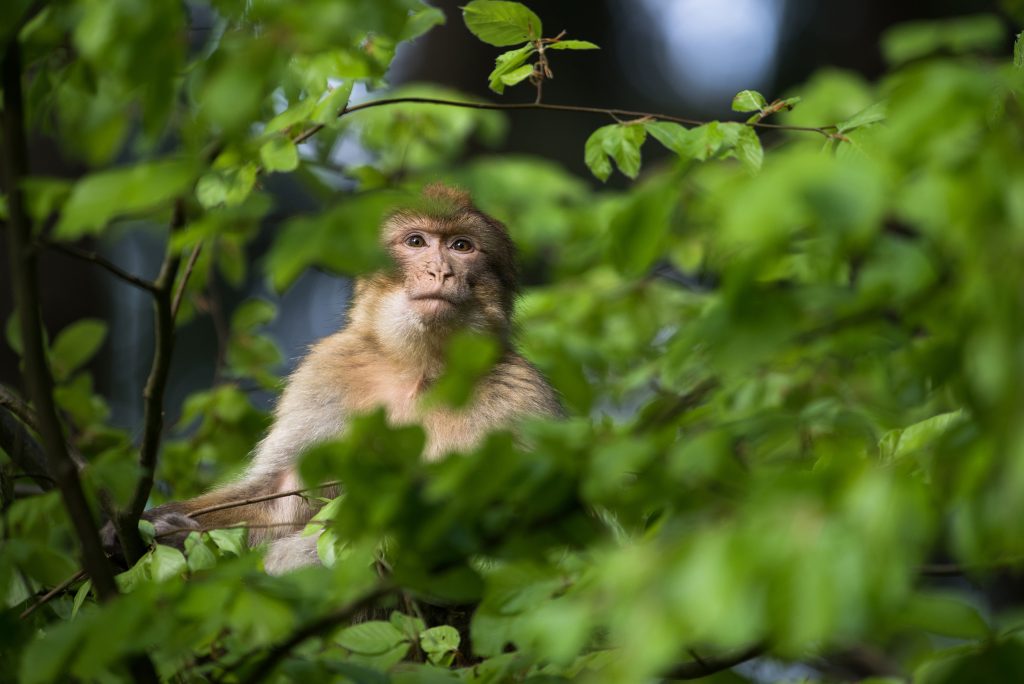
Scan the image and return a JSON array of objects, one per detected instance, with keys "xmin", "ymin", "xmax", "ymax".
[
  {"xmin": 196, "ymin": 163, "xmax": 258, "ymax": 209},
  {"xmin": 585, "ymin": 124, "xmax": 646, "ymax": 181},
  {"xmin": 265, "ymin": 191, "xmax": 397, "ymax": 291},
  {"xmin": 900, "ymin": 591, "xmax": 990, "ymax": 639},
  {"xmin": 54, "ymin": 159, "xmax": 195, "ymax": 238},
  {"xmin": 49, "ymin": 319, "xmax": 107, "ymax": 382},
  {"xmin": 424, "ymin": 331, "xmax": 502, "ymax": 409},
  {"xmin": 259, "ymin": 137, "xmax": 300, "ymax": 173},
  {"xmin": 463, "ymin": 0, "xmax": 543, "ymax": 46},
  {"xmin": 880, "ymin": 411, "xmax": 964, "ymax": 462},
  {"xmin": 402, "ymin": 5, "xmax": 447, "ymax": 41},
  {"xmin": 882, "ymin": 14, "xmax": 1005, "ymax": 65},
  {"xmin": 838, "ymin": 101, "xmax": 887, "ymax": 133},
  {"xmin": 734, "ymin": 126, "xmax": 764, "ymax": 172}
]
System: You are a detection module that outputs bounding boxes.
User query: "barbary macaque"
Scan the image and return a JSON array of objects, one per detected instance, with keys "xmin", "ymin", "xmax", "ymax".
[{"xmin": 118, "ymin": 184, "xmax": 563, "ymax": 573}]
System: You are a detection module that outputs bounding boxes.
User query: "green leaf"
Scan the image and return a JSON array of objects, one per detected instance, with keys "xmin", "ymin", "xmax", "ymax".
[
  {"xmin": 419, "ymin": 625, "xmax": 461, "ymax": 656},
  {"xmin": 150, "ymin": 545, "xmax": 187, "ymax": 582},
  {"xmin": 735, "ymin": 125, "xmax": 764, "ymax": 172},
  {"xmin": 732, "ymin": 89, "xmax": 767, "ymax": 112},
  {"xmin": 584, "ymin": 124, "xmax": 646, "ymax": 181},
  {"xmin": 463, "ymin": 0, "xmax": 543, "ymax": 46},
  {"xmin": 1015, "ymin": 31, "xmax": 1023, "ymax": 68},
  {"xmin": 50, "ymin": 319, "xmax": 107, "ymax": 382},
  {"xmin": 546, "ymin": 40, "xmax": 599, "ymax": 50},
  {"xmin": 336, "ymin": 621, "xmax": 408, "ymax": 654},
  {"xmin": 184, "ymin": 533, "xmax": 217, "ymax": 572},
  {"xmin": 499, "ymin": 63, "xmax": 535, "ymax": 86},
  {"xmin": 71, "ymin": 580, "xmax": 92, "ymax": 618},
  {"xmin": 259, "ymin": 137, "xmax": 299, "ymax": 173},
  {"xmin": 488, "ymin": 44, "xmax": 535, "ymax": 93},
  {"xmin": 54, "ymin": 159, "xmax": 196, "ymax": 238},
  {"xmin": 644, "ymin": 121, "xmax": 693, "ymax": 158},
  {"xmin": 584, "ymin": 129, "xmax": 613, "ymax": 182},
  {"xmin": 207, "ymin": 528, "xmax": 247, "ymax": 556},
  {"xmin": 837, "ymin": 101, "xmax": 887, "ymax": 133},
  {"xmin": 390, "ymin": 612, "xmax": 427, "ymax": 641},
  {"xmin": 312, "ymin": 81, "xmax": 355, "ymax": 124}
]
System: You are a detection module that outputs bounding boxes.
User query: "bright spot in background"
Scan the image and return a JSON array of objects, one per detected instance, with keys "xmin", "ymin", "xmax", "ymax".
[{"xmin": 626, "ymin": 0, "xmax": 786, "ymax": 109}]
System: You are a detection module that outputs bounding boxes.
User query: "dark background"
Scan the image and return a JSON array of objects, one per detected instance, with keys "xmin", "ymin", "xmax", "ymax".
[{"xmin": 0, "ymin": 0, "xmax": 1008, "ymax": 433}]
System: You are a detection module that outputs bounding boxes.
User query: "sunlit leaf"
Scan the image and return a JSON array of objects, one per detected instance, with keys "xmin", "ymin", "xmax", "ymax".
[{"xmin": 463, "ymin": 0, "xmax": 543, "ymax": 46}]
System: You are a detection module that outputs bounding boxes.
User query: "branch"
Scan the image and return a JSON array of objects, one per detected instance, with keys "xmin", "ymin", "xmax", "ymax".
[
  {"xmin": 661, "ymin": 643, "xmax": 766, "ymax": 680},
  {"xmin": 1, "ymin": 38, "xmax": 121, "ymax": 603},
  {"xmin": 0, "ymin": 382, "xmax": 40, "ymax": 432},
  {"xmin": 0, "ymin": 405, "xmax": 52, "ymax": 490},
  {"xmin": 187, "ymin": 480, "xmax": 342, "ymax": 519},
  {"xmin": 115, "ymin": 199, "xmax": 187, "ymax": 564},
  {"xmin": 236, "ymin": 584, "xmax": 394, "ymax": 684},
  {"xmin": 19, "ymin": 569, "xmax": 87, "ymax": 619},
  {"xmin": 291, "ymin": 96, "xmax": 837, "ymax": 146},
  {"xmin": 171, "ymin": 242, "xmax": 203, "ymax": 320},
  {"xmin": 155, "ymin": 521, "xmax": 326, "ymax": 539},
  {"xmin": 42, "ymin": 241, "xmax": 159, "ymax": 294}
]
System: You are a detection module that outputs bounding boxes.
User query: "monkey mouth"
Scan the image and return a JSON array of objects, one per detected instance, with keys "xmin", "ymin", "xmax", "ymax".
[{"xmin": 410, "ymin": 293, "xmax": 458, "ymax": 316}]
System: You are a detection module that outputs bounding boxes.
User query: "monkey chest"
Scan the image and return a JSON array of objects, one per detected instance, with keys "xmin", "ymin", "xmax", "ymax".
[{"xmin": 349, "ymin": 378, "xmax": 487, "ymax": 460}]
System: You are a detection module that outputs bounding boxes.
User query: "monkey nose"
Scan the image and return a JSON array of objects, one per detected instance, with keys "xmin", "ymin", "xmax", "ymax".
[{"xmin": 427, "ymin": 263, "xmax": 454, "ymax": 282}]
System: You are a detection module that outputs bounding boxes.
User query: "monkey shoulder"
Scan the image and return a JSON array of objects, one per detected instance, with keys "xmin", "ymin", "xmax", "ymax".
[{"xmin": 481, "ymin": 353, "xmax": 565, "ymax": 420}]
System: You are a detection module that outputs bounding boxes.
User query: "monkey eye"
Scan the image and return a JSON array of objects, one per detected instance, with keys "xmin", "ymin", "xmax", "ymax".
[
  {"xmin": 450, "ymin": 238, "xmax": 474, "ymax": 253},
  {"xmin": 404, "ymin": 234, "xmax": 426, "ymax": 247}
]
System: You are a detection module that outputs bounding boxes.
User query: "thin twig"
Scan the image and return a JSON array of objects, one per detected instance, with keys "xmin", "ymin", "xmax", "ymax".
[
  {"xmin": 187, "ymin": 480, "xmax": 342, "ymax": 519},
  {"xmin": 171, "ymin": 242, "xmax": 203, "ymax": 320},
  {"xmin": 42, "ymin": 241, "xmax": 160, "ymax": 294},
  {"xmin": 662, "ymin": 643, "xmax": 766, "ymax": 680},
  {"xmin": 19, "ymin": 569, "xmax": 87, "ymax": 619},
  {"xmin": 115, "ymin": 199, "xmax": 187, "ymax": 564},
  {"xmin": 290, "ymin": 96, "xmax": 836, "ymax": 146},
  {"xmin": 155, "ymin": 521, "xmax": 326, "ymax": 539}
]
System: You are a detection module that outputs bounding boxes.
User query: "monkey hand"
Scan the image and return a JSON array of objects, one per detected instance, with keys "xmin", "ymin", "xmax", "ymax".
[
  {"xmin": 146, "ymin": 510, "xmax": 202, "ymax": 549},
  {"xmin": 100, "ymin": 508, "xmax": 201, "ymax": 567}
]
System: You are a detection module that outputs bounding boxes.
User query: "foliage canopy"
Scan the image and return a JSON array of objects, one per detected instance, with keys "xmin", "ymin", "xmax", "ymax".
[{"xmin": 3, "ymin": 1, "xmax": 1024, "ymax": 682}]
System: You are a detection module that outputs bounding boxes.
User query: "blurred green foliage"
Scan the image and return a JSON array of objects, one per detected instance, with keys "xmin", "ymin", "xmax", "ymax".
[{"xmin": 3, "ymin": 1, "xmax": 1024, "ymax": 683}]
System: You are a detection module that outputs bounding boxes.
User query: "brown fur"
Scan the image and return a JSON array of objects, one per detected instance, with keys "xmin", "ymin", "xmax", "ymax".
[{"xmin": 134, "ymin": 185, "xmax": 562, "ymax": 572}]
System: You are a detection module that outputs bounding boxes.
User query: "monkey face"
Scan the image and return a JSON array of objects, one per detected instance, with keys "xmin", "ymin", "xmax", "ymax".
[{"xmin": 393, "ymin": 228, "xmax": 484, "ymax": 322}]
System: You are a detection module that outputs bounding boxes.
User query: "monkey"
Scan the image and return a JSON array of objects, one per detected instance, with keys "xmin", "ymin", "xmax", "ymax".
[{"xmin": 113, "ymin": 184, "xmax": 563, "ymax": 573}]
